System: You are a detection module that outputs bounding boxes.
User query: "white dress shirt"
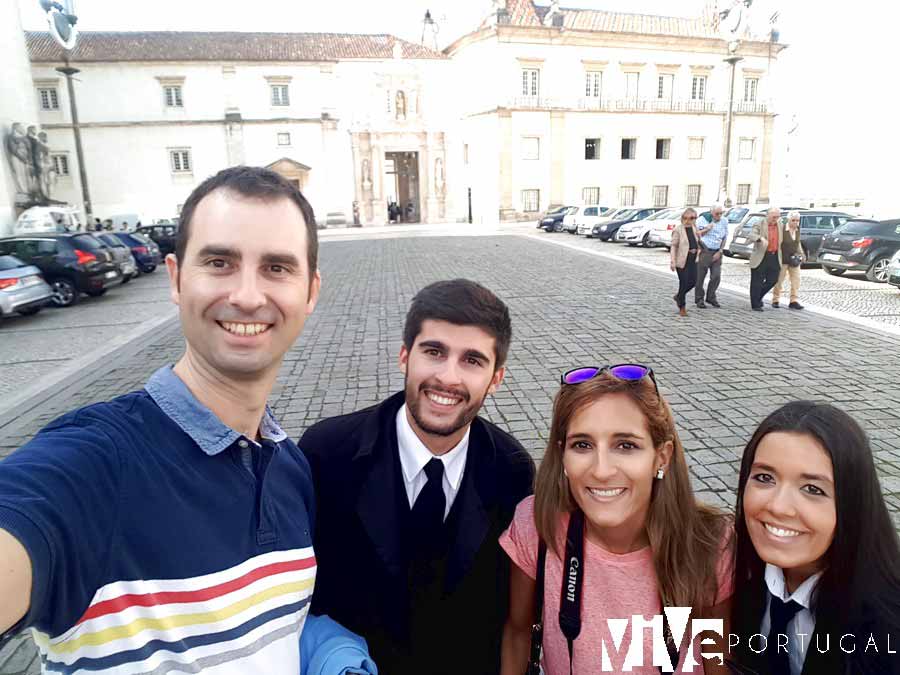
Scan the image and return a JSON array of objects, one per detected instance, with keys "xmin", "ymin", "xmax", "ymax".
[
  {"xmin": 760, "ymin": 563, "xmax": 823, "ymax": 675},
  {"xmin": 395, "ymin": 404, "xmax": 470, "ymax": 520}
]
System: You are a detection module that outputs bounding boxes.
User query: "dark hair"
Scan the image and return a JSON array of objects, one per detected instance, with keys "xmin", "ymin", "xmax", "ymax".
[
  {"xmin": 175, "ymin": 166, "xmax": 318, "ymax": 279},
  {"xmin": 402, "ymin": 279, "xmax": 512, "ymax": 368},
  {"xmin": 731, "ymin": 401, "xmax": 900, "ymax": 655}
]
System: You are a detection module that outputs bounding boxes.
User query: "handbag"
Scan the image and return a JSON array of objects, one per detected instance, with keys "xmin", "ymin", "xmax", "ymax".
[
  {"xmin": 525, "ymin": 539, "xmax": 547, "ymax": 675},
  {"xmin": 788, "ymin": 253, "xmax": 802, "ymax": 268}
]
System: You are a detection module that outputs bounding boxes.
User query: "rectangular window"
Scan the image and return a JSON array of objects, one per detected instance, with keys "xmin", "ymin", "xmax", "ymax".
[
  {"xmin": 522, "ymin": 137, "xmax": 540, "ymax": 160},
  {"xmin": 463, "ymin": 144, "xmax": 469, "ymax": 165},
  {"xmin": 624, "ymin": 72, "xmax": 640, "ymax": 99},
  {"xmin": 582, "ymin": 187, "xmax": 600, "ymax": 205},
  {"xmin": 164, "ymin": 85, "xmax": 183, "ymax": 108},
  {"xmin": 38, "ymin": 87, "xmax": 59, "ymax": 111},
  {"xmin": 688, "ymin": 137, "xmax": 704, "ymax": 160},
  {"xmin": 584, "ymin": 138, "xmax": 600, "ymax": 160},
  {"xmin": 277, "ymin": 132, "xmax": 291, "ymax": 146},
  {"xmin": 585, "ymin": 71, "xmax": 602, "ymax": 97},
  {"xmin": 169, "ymin": 149, "xmax": 192, "ymax": 173},
  {"xmin": 736, "ymin": 184, "xmax": 751, "ymax": 205},
  {"xmin": 621, "ymin": 138, "xmax": 636, "ymax": 160},
  {"xmin": 739, "ymin": 138, "xmax": 755, "ymax": 160},
  {"xmin": 271, "ymin": 84, "xmax": 290, "ymax": 106},
  {"xmin": 657, "ymin": 74, "xmax": 673, "ymax": 100},
  {"xmin": 521, "ymin": 69, "xmax": 540, "ymax": 97},
  {"xmin": 655, "ymin": 138, "xmax": 671, "ymax": 160},
  {"xmin": 521, "ymin": 189, "xmax": 540, "ymax": 212},
  {"xmin": 652, "ymin": 185, "xmax": 669, "ymax": 207},
  {"xmin": 51, "ymin": 154, "xmax": 69, "ymax": 176},
  {"xmin": 619, "ymin": 186, "xmax": 635, "ymax": 207},
  {"xmin": 743, "ymin": 78, "xmax": 758, "ymax": 103},
  {"xmin": 685, "ymin": 184, "xmax": 701, "ymax": 207},
  {"xmin": 691, "ymin": 75, "xmax": 707, "ymax": 100}
]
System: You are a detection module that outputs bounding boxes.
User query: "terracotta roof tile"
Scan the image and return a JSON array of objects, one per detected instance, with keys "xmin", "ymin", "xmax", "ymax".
[{"xmin": 25, "ymin": 31, "xmax": 447, "ymax": 63}]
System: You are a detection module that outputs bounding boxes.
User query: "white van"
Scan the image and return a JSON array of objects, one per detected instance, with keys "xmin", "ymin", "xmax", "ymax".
[{"xmin": 14, "ymin": 206, "xmax": 84, "ymax": 235}]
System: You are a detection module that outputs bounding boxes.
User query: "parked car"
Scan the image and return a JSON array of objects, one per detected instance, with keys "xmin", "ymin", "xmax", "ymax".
[
  {"xmin": 647, "ymin": 209, "xmax": 713, "ymax": 249},
  {"xmin": 889, "ymin": 249, "xmax": 900, "ymax": 291},
  {"xmin": 729, "ymin": 210, "xmax": 852, "ymax": 263},
  {"xmin": 0, "ymin": 255, "xmax": 53, "ymax": 318},
  {"xmin": 96, "ymin": 233, "xmax": 138, "ymax": 282},
  {"xmin": 136, "ymin": 223, "xmax": 178, "ymax": 256},
  {"xmin": 575, "ymin": 206, "xmax": 617, "ymax": 235},
  {"xmin": 14, "ymin": 205, "xmax": 85, "ymax": 235},
  {"xmin": 538, "ymin": 205, "xmax": 577, "ymax": 232},
  {"xmin": 616, "ymin": 208, "xmax": 680, "ymax": 246},
  {"xmin": 107, "ymin": 231, "xmax": 161, "ymax": 273},
  {"xmin": 0, "ymin": 233, "xmax": 123, "ymax": 307},
  {"xmin": 727, "ymin": 213, "xmax": 767, "ymax": 259},
  {"xmin": 593, "ymin": 208, "xmax": 663, "ymax": 241},
  {"xmin": 723, "ymin": 205, "xmax": 809, "ymax": 255},
  {"xmin": 817, "ymin": 219, "xmax": 900, "ymax": 282}
]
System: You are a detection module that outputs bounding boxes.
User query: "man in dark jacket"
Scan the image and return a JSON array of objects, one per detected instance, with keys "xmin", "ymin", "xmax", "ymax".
[{"xmin": 300, "ymin": 279, "xmax": 535, "ymax": 675}]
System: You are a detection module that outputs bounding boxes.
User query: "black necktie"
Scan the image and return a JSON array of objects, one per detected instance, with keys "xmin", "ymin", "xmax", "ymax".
[
  {"xmin": 410, "ymin": 458, "xmax": 446, "ymax": 543},
  {"xmin": 768, "ymin": 592, "xmax": 803, "ymax": 675}
]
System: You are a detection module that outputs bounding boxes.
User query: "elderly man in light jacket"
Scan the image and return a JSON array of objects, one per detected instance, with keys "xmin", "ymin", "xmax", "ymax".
[{"xmin": 748, "ymin": 206, "xmax": 783, "ymax": 311}]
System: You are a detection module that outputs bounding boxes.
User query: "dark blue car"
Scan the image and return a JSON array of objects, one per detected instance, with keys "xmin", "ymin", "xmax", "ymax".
[{"xmin": 107, "ymin": 232, "xmax": 162, "ymax": 273}]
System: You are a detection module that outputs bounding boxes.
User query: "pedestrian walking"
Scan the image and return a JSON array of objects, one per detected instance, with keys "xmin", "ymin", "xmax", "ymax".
[
  {"xmin": 301, "ymin": 279, "xmax": 534, "ymax": 675},
  {"xmin": 695, "ymin": 204, "xmax": 729, "ymax": 308},
  {"xmin": 748, "ymin": 207, "xmax": 783, "ymax": 311},
  {"xmin": 499, "ymin": 365, "xmax": 731, "ymax": 674},
  {"xmin": 670, "ymin": 207, "xmax": 701, "ymax": 317},
  {"xmin": 772, "ymin": 210, "xmax": 805, "ymax": 310}
]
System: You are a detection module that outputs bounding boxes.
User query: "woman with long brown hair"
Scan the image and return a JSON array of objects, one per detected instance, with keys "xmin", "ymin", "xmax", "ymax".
[{"xmin": 499, "ymin": 365, "xmax": 731, "ymax": 674}]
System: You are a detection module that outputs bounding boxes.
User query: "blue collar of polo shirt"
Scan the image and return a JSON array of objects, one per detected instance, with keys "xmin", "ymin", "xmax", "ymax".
[{"xmin": 145, "ymin": 365, "xmax": 287, "ymax": 456}]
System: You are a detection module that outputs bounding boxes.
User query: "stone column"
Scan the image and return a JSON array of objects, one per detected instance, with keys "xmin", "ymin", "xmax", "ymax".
[
  {"xmin": 757, "ymin": 114, "xmax": 775, "ymax": 204},
  {"xmin": 370, "ymin": 136, "xmax": 386, "ymax": 225},
  {"xmin": 549, "ymin": 110, "xmax": 565, "ymax": 207},
  {"xmin": 498, "ymin": 109, "xmax": 515, "ymax": 221}
]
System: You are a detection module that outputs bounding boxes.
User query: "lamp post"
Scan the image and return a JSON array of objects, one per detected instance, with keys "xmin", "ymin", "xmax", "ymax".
[
  {"xmin": 721, "ymin": 53, "xmax": 743, "ymax": 208},
  {"xmin": 56, "ymin": 60, "xmax": 91, "ymax": 225}
]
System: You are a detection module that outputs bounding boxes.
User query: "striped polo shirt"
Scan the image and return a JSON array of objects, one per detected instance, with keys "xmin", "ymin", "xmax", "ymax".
[{"xmin": 0, "ymin": 366, "xmax": 316, "ymax": 674}]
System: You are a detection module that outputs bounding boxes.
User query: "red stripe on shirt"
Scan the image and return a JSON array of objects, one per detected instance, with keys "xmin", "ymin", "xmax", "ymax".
[{"xmin": 76, "ymin": 556, "xmax": 316, "ymax": 624}]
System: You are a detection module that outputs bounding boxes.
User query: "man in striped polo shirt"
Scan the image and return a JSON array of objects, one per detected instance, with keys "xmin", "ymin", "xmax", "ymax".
[{"xmin": 0, "ymin": 167, "xmax": 375, "ymax": 674}]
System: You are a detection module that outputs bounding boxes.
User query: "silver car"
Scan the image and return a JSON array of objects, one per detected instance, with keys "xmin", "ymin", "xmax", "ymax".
[{"xmin": 0, "ymin": 255, "xmax": 54, "ymax": 318}]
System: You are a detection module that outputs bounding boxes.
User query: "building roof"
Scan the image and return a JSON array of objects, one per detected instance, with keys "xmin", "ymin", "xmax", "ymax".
[{"xmin": 25, "ymin": 31, "xmax": 447, "ymax": 63}]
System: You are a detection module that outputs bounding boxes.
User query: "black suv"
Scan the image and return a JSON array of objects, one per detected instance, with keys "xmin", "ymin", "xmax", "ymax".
[
  {"xmin": 817, "ymin": 219, "xmax": 900, "ymax": 282},
  {"xmin": 0, "ymin": 233, "xmax": 123, "ymax": 306},
  {"xmin": 136, "ymin": 223, "xmax": 178, "ymax": 256}
]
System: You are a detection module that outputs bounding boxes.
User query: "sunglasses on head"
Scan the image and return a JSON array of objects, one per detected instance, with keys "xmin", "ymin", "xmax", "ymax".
[{"xmin": 561, "ymin": 364, "xmax": 659, "ymax": 396}]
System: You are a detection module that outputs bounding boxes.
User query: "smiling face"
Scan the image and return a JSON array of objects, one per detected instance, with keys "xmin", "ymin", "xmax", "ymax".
[
  {"xmin": 399, "ymin": 319, "xmax": 504, "ymax": 451},
  {"xmin": 166, "ymin": 189, "xmax": 320, "ymax": 381},
  {"xmin": 743, "ymin": 431, "xmax": 837, "ymax": 590},
  {"xmin": 562, "ymin": 392, "xmax": 671, "ymax": 551}
]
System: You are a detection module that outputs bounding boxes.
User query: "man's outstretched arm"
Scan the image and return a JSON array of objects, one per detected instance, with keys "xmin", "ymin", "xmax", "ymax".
[{"xmin": 0, "ymin": 528, "xmax": 31, "ymax": 634}]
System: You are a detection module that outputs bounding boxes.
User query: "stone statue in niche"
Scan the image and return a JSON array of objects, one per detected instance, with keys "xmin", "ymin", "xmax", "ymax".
[
  {"xmin": 395, "ymin": 90, "xmax": 407, "ymax": 120},
  {"xmin": 5, "ymin": 122, "xmax": 31, "ymax": 200},
  {"xmin": 361, "ymin": 158, "xmax": 372, "ymax": 191},
  {"xmin": 434, "ymin": 157, "xmax": 444, "ymax": 194},
  {"xmin": 36, "ymin": 131, "xmax": 56, "ymax": 200}
]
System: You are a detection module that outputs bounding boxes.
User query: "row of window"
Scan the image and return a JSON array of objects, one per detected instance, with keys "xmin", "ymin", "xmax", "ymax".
[
  {"xmin": 522, "ymin": 69, "xmax": 759, "ymax": 103},
  {"xmin": 521, "ymin": 183, "xmax": 754, "ymax": 212},
  {"xmin": 37, "ymin": 83, "xmax": 292, "ymax": 111},
  {"xmin": 519, "ymin": 136, "xmax": 755, "ymax": 161}
]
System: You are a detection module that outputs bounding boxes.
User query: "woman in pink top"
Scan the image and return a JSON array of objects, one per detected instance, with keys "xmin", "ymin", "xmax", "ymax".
[{"xmin": 499, "ymin": 365, "xmax": 732, "ymax": 674}]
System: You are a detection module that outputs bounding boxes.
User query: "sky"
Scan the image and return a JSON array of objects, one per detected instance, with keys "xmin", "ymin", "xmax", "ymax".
[{"xmin": 18, "ymin": 0, "xmax": 900, "ymax": 214}]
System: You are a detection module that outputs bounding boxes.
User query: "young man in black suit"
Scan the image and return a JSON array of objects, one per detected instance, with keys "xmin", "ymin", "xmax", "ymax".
[{"xmin": 300, "ymin": 279, "xmax": 535, "ymax": 675}]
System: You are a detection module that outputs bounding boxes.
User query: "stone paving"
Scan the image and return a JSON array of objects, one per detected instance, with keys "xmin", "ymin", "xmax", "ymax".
[{"xmin": 3, "ymin": 231, "xmax": 900, "ymax": 672}]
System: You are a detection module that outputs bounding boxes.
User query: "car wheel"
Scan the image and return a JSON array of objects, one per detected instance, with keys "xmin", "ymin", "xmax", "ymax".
[
  {"xmin": 142, "ymin": 265, "xmax": 157, "ymax": 273},
  {"xmin": 16, "ymin": 306, "xmax": 41, "ymax": 316},
  {"xmin": 867, "ymin": 256, "xmax": 891, "ymax": 283},
  {"xmin": 641, "ymin": 233, "xmax": 650, "ymax": 247},
  {"xmin": 122, "ymin": 275, "xmax": 131, "ymax": 285},
  {"xmin": 50, "ymin": 278, "xmax": 78, "ymax": 307},
  {"xmin": 823, "ymin": 266, "xmax": 845, "ymax": 276},
  {"xmin": 723, "ymin": 250, "xmax": 734, "ymax": 257}
]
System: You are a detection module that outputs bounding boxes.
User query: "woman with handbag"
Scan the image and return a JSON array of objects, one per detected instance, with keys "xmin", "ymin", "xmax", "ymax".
[
  {"xmin": 772, "ymin": 211, "xmax": 805, "ymax": 310},
  {"xmin": 670, "ymin": 208, "xmax": 702, "ymax": 317},
  {"xmin": 498, "ymin": 365, "xmax": 733, "ymax": 674}
]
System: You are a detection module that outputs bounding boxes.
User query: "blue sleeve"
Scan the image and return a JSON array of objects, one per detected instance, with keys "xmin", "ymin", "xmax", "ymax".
[
  {"xmin": 0, "ymin": 409, "xmax": 122, "ymax": 639},
  {"xmin": 299, "ymin": 614, "xmax": 378, "ymax": 675}
]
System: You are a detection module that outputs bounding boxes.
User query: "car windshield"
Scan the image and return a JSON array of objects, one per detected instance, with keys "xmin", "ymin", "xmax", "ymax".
[
  {"xmin": 649, "ymin": 209, "xmax": 674, "ymax": 220},
  {"xmin": 98, "ymin": 234, "xmax": 123, "ymax": 247},
  {"xmin": 70, "ymin": 234, "xmax": 105, "ymax": 251},
  {"xmin": 615, "ymin": 210, "xmax": 639, "ymax": 220},
  {"xmin": 0, "ymin": 255, "xmax": 26, "ymax": 271},
  {"xmin": 566, "ymin": 206, "xmax": 579, "ymax": 214},
  {"xmin": 132, "ymin": 233, "xmax": 153, "ymax": 244},
  {"xmin": 837, "ymin": 220, "xmax": 879, "ymax": 236},
  {"xmin": 726, "ymin": 208, "xmax": 748, "ymax": 223}
]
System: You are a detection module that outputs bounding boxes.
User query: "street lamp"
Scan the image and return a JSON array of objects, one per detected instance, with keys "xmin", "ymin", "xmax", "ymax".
[
  {"xmin": 721, "ymin": 50, "xmax": 743, "ymax": 208},
  {"xmin": 717, "ymin": 1, "xmax": 753, "ymax": 207}
]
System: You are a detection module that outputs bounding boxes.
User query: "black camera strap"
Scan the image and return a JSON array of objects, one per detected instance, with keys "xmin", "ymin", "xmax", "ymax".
[{"xmin": 558, "ymin": 508, "xmax": 681, "ymax": 674}]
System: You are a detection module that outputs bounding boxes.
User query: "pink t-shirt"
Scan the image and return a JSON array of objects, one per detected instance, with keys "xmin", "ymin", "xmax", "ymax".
[{"xmin": 500, "ymin": 496, "xmax": 733, "ymax": 674}]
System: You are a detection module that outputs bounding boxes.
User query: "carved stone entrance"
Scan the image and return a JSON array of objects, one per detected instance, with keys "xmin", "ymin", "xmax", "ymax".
[
  {"xmin": 385, "ymin": 151, "xmax": 419, "ymax": 223},
  {"xmin": 266, "ymin": 157, "xmax": 310, "ymax": 192}
]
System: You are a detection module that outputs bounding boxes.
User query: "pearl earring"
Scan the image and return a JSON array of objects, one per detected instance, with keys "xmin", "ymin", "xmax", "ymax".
[{"xmin": 656, "ymin": 468, "xmax": 665, "ymax": 480}]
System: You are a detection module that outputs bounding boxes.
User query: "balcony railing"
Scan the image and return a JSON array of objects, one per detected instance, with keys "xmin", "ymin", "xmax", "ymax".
[{"xmin": 505, "ymin": 96, "xmax": 769, "ymax": 114}]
